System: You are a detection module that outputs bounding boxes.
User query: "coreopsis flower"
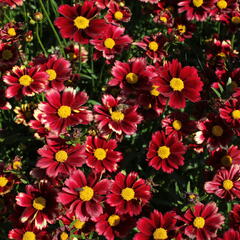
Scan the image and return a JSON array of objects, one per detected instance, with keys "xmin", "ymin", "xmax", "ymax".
[
  {"xmin": 0, "ymin": 0, "xmax": 23, "ymax": 8},
  {"xmin": 219, "ymin": 98, "xmax": 240, "ymax": 135},
  {"xmin": 58, "ymin": 169, "xmax": 111, "ymax": 221},
  {"xmin": 0, "ymin": 22, "xmax": 23, "ymax": 43},
  {"xmin": 14, "ymin": 103, "xmax": 36, "ymax": 126},
  {"xmin": 95, "ymin": 205, "xmax": 136, "ymax": 240},
  {"xmin": 94, "ymin": 94, "xmax": 143, "ymax": 137},
  {"xmin": 40, "ymin": 55, "xmax": 71, "ymax": 91},
  {"xmin": 177, "ymin": 202, "xmax": 225, "ymax": 240},
  {"xmin": 0, "ymin": 173, "xmax": 15, "ymax": 196},
  {"xmin": 195, "ymin": 114, "xmax": 233, "ymax": 148},
  {"xmin": 229, "ymin": 203, "xmax": 240, "ymax": 230},
  {"xmin": 8, "ymin": 226, "xmax": 48, "ymax": 240},
  {"xmin": 64, "ymin": 44, "xmax": 88, "ymax": 63},
  {"xmin": 90, "ymin": 24, "xmax": 132, "ymax": 60},
  {"xmin": 36, "ymin": 143, "xmax": 85, "ymax": 178},
  {"xmin": 85, "ymin": 136, "xmax": 123, "ymax": 173},
  {"xmin": 152, "ymin": 59, "xmax": 203, "ymax": 109},
  {"xmin": 207, "ymin": 145, "xmax": 240, "ymax": 169},
  {"xmin": 146, "ymin": 130, "xmax": 186, "ymax": 173},
  {"xmin": 162, "ymin": 112, "xmax": 196, "ymax": 139},
  {"xmin": 38, "ymin": 87, "xmax": 92, "ymax": 134},
  {"xmin": 95, "ymin": 0, "xmax": 111, "ymax": 9},
  {"xmin": 0, "ymin": 43, "xmax": 18, "ymax": 71},
  {"xmin": 204, "ymin": 164, "xmax": 240, "ymax": 200},
  {"xmin": 153, "ymin": 9, "xmax": 174, "ymax": 27},
  {"xmin": 3, "ymin": 65, "xmax": 48, "ymax": 99},
  {"xmin": 107, "ymin": 172, "xmax": 151, "ymax": 216},
  {"xmin": 134, "ymin": 210, "xmax": 177, "ymax": 240},
  {"xmin": 0, "ymin": 89, "xmax": 11, "ymax": 110},
  {"xmin": 55, "ymin": 2, "xmax": 107, "ymax": 44},
  {"xmin": 108, "ymin": 58, "xmax": 153, "ymax": 93},
  {"xmin": 134, "ymin": 33, "xmax": 167, "ymax": 63},
  {"xmin": 16, "ymin": 181, "xmax": 58, "ymax": 229},
  {"xmin": 217, "ymin": 229, "xmax": 240, "ymax": 240},
  {"xmin": 105, "ymin": 1, "xmax": 131, "ymax": 25},
  {"xmin": 178, "ymin": 0, "xmax": 216, "ymax": 21}
]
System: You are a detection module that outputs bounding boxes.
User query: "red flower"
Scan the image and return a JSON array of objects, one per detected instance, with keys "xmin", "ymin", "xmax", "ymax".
[
  {"xmin": 36, "ymin": 143, "xmax": 85, "ymax": 178},
  {"xmin": 8, "ymin": 226, "xmax": 48, "ymax": 240},
  {"xmin": 57, "ymin": 169, "xmax": 111, "ymax": 221},
  {"xmin": 146, "ymin": 130, "xmax": 186, "ymax": 173},
  {"xmin": 204, "ymin": 164, "xmax": 240, "ymax": 200},
  {"xmin": 207, "ymin": 145, "xmax": 240, "ymax": 169},
  {"xmin": 16, "ymin": 181, "xmax": 58, "ymax": 229},
  {"xmin": 162, "ymin": 112, "xmax": 196, "ymax": 139},
  {"xmin": 38, "ymin": 87, "xmax": 92, "ymax": 134},
  {"xmin": 40, "ymin": 55, "xmax": 71, "ymax": 91},
  {"xmin": 85, "ymin": 136, "xmax": 123, "ymax": 173},
  {"xmin": 152, "ymin": 59, "xmax": 203, "ymax": 109},
  {"xmin": 94, "ymin": 94, "xmax": 142, "ymax": 137},
  {"xmin": 134, "ymin": 209, "xmax": 177, "ymax": 240},
  {"xmin": 3, "ymin": 65, "xmax": 48, "ymax": 99},
  {"xmin": 229, "ymin": 203, "xmax": 240, "ymax": 231},
  {"xmin": 95, "ymin": 0, "xmax": 111, "ymax": 9},
  {"xmin": 134, "ymin": 33, "xmax": 167, "ymax": 63},
  {"xmin": 95, "ymin": 205, "xmax": 136, "ymax": 240},
  {"xmin": 54, "ymin": 2, "xmax": 107, "ymax": 44},
  {"xmin": 0, "ymin": 43, "xmax": 18, "ymax": 71},
  {"xmin": 195, "ymin": 114, "xmax": 233, "ymax": 148},
  {"xmin": 0, "ymin": 0, "xmax": 23, "ymax": 8},
  {"xmin": 217, "ymin": 229, "xmax": 240, "ymax": 240},
  {"xmin": 107, "ymin": 172, "xmax": 151, "ymax": 216},
  {"xmin": 178, "ymin": 0, "xmax": 216, "ymax": 21},
  {"xmin": 0, "ymin": 22, "xmax": 23, "ymax": 43},
  {"xmin": 219, "ymin": 98, "xmax": 240, "ymax": 135},
  {"xmin": 90, "ymin": 24, "xmax": 132, "ymax": 60},
  {"xmin": 108, "ymin": 58, "xmax": 153, "ymax": 93},
  {"xmin": 0, "ymin": 89, "xmax": 11, "ymax": 110},
  {"xmin": 104, "ymin": 1, "xmax": 131, "ymax": 25},
  {"xmin": 177, "ymin": 202, "xmax": 224, "ymax": 240},
  {"xmin": 0, "ymin": 173, "xmax": 15, "ymax": 196}
]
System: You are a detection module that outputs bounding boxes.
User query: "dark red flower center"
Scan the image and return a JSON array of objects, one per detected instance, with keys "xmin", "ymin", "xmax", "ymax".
[
  {"xmin": 153, "ymin": 227, "xmax": 168, "ymax": 240},
  {"xmin": 108, "ymin": 214, "xmax": 121, "ymax": 226},
  {"xmin": 73, "ymin": 16, "xmax": 89, "ymax": 29},
  {"xmin": 221, "ymin": 155, "xmax": 232, "ymax": 167},
  {"xmin": 2, "ymin": 49, "xmax": 13, "ymax": 60},
  {"xmin": 211, "ymin": 125, "xmax": 223, "ymax": 137},
  {"xmin": 22, "ymin": 231, "xmax": 36, "ymax": 240}
]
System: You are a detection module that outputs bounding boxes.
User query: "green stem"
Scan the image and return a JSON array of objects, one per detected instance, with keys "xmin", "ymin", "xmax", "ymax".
[
  {"xmin": 36, "ymin": 23, "xmax": 47, "ymax": 55},
  {"xmin": 38, "ymin": 0, "xmax": 66, "ymax": 57}
]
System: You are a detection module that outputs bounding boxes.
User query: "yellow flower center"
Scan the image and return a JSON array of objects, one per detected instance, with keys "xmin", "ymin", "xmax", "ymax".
[
  {"xmin": 125, "ymin": 72, "xmax": 138, "ymax": 84},
  {"xmin": 13, "ymin": 161, "xmax": 22, "ymax": 170},
  {"xmin": 232, "ymin": 16, "xmax": 240, "ymax": 24},
  {"xmin": 8, "ymin": 27, "xmax": 16, "ymax": 36},
  {"xmin": 74, "ymin": 219, "xmax": 85, "ymax": 229},
  {"xmin": 232, "ymin": 110, "xmax": 240, "ymax": 120},
  {"xmin": 104, "ymin": 38, "xmax": 116, "ymax": 49},
  {"xmin": 94, "ymin": 148, "xmax": 107, "ymax": 160},
  {"xmin": 57, "ymin": 105, "xmax": 71, "ymax": 118},
  {"xmin": 150, "ymin": 85, "xmax": 160, "ymax": 96},
  {"xmin": 148, "ymin": 41, "xmax": 159, "ymax": 51},
  {"xmin": 212, "ymin": 125, "xmax": 223, "ymax": 137},
  {"xmin": 160, "ymin": 16, "xmax": 167, "ymax": 23},
  {"xmin": 189, "ymin": 194, "xmax": 196, "ymax": 199},
  {"xmin": 108, "ymin": 214, "xmax": 121, "ymax": 227},
  {"xmin": 33, "ymin": 197, "xmax": 46, "ymax": 210},
  {"xmin": 170, "ymin": 78, "xmax": 184, "ymax": 91},
  {"xmin": 0, "ymin": 177, "xmax": 8, "ymax": 187},
  {"xmin": 60, "ymin": 232, "xmax": 68, "ymax": 240},
  {"xmin": 73, "ymin": 16, "xmax": 89, "ymax": 29},
  {"xmin": 79, "ymin": 186, "xmax": 94, "ymax": 201},
  {"xmin": 223, "ymin": 179, "xmax": 233, "ymax": 190},
  {"xmin": 157, "ymin": 146, "xmax": 171, "ymax": 159},
  {"xmin": 114, "ymin": 11, "xmax": 123, "ymax": 20},
  {"xmin": 221, "ymin": 155, "xmax": 232, "ymax": 167},
  {"xmin": 153, "ymin": 228, "xmax": 168, "ymax": 240},
  {"xmin": 121, "ymin": 187, "xmax": 135, "ymax": 201},
  {"xmin": 177, "ymin": 24, "xmax": 186, "ymax": 34},
  {"xmin": 2, "ymin": 49, "xmax": 13, "ymax": 60},
  {"xmin": 22, "ymin": 231, "xmax": 36, "ymax": 240},
  {"xmin": 217, "ymin": 52, "xmax": 226, "ymax": 58},
  {"xmin": 172, "ymin": 120, "xmax": 182, "ymax": 131},
  {"xmin": 217, "ymin": 0, "xmax": 227, "ymax": 9},
  {"xmin": 19, "ymin": 75, "xmax": 33, "ymax": 87},
  {"xmin": 55, "ymin": 150, "xmax": 68, "ymax": 162},
  {"xmin": 193, "ymin": 0, "xmax": 204, "ymax": 7},
  {"xmin": 193, "ymin": 217, "xmax": 205, "ymax": 228},
  {"xmin": 46, "ymin": 69, "xmax": 57, "ymax": 81},
  {"xmin": 111, "ymin": 111, "xmax": 124, "ymax": 121}
]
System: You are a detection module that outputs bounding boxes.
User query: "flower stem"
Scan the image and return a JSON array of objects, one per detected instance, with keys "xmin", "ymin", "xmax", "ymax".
[{"xmin": 36, "ymin": 23, "xmax": 47, "ymax": 56}]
